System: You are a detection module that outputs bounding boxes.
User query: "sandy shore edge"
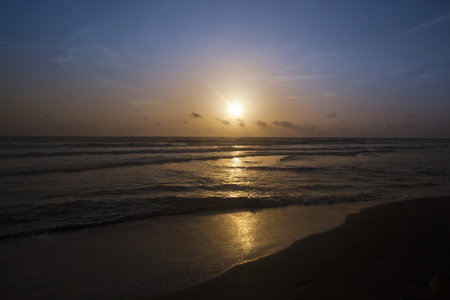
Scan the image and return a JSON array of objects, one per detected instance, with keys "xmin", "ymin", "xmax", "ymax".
[{"xmin": 151, "ymin": 196, "xmax": 450, "ymax": 300}]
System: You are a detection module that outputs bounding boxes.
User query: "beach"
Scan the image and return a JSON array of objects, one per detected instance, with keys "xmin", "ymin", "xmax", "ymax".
[
  {"xmin": 1, "ymin": 137, "xmax": 449, "ymax": 299},
  {"xmin": 152, "ymin": 196, "xmax": 450, "ymax": 300}
]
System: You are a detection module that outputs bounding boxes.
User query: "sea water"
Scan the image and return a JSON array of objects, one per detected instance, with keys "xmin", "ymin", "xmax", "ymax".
[{"xmin": 1, "ymin": 137, "xmax": 449, "ymax": 240}]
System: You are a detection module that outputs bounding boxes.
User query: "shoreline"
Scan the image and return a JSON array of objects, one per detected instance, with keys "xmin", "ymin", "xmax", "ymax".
[
  {"xmin": 0, "ymin": 199, "xmax": 393, "ymax": 299},
  {"xmin": 151, "ymin": 196, "xmax": 450, "ymax": 300}
]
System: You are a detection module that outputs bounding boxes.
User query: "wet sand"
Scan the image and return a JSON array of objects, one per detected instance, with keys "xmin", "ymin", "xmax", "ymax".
[
  {"xmin": 152, "ymin": 197, "xmax": 450, "ymax": 300},
  {"xmin": 0, "ymin": 200, "xmax": 383, "ymax": 299}
]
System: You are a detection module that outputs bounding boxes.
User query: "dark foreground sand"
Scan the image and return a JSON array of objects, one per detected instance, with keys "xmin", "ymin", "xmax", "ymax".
[{"xmin": 152, "ymin": 197, "xmax": 450, "ymax": 300}]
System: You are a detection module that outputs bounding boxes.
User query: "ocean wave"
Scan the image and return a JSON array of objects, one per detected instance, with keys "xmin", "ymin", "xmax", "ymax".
[
  {"xmin": 0, "ymin": 192, "xmax": 403, "ymax": 241},
  {"xmin": 0, "ymin": 146, "xmax": 244, "ymax": 159},
  {"xmin": 244, "ymin": 166, "xmax": 323, "ymax": 173},
  {"xmin": 1, "ymin": 144, "xmax": 447, "ymax": 177},
  {"xmin": 1, "ymin": 137, "xmax": 447, "ymax": 159},
  {"xmin": 0, "ymin": 153, "xmax": 257, "ymax": 177},
  {"xmin": 0, "ymin": 145, "xmax": 370, "ymax": 159}
]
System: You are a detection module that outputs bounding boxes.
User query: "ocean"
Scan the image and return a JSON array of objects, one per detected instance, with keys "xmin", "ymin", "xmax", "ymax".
[{"xmin": 1, "ymin": 137, "xmax": 449, "ymax": 241}]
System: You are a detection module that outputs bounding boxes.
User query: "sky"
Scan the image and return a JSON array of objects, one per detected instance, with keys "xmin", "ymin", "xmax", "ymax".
[{"xmin": 1, "ymin": 0, "xmax": 450, "ymax": 137}]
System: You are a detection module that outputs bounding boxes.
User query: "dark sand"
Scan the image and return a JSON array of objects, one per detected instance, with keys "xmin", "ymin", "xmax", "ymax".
[{"xmin": 152, "ymin": 197, "xmax": 450, "ymax": 300}]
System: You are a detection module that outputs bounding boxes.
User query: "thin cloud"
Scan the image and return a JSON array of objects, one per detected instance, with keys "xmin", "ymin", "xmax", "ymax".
[
  {"xmin": 87, "ymin": 74, "xmax": 142, "ymax": 94},
  {"xmin": 404, "ymin": 13, "xmax": 450, "ymax": 35},
  {"xmin": 286, "ymin": 95, "xmax": 304, "ymax": 100},
  {"xmin": 273, "ymin": 120, "xmax": 301, "ymax": 130},
  {"xmin": 0, "ymin": 40, "xmax": 64, "ymax": 52},
  {"xmin": 215, "ymin": 118, "xmax": 230, "ymax": 125},
  {"xmin": 190, "ymin": 112, "xmax": 202, "ymax": 119},
  {"xmin": 89, "ymin": 44, "xmax": 120, "ymax": 62},
  {"xmin": 65, "ymin": 27, "xmax": 90, "ymax": 42},
  {"xmin": 272, "ymin": 120, "xmax": 319, "ymax": 132},
  {"xmin": 273, "ymin": 120, "xmax": 293, "ymax": 129},
  {"xmin": 53, "ymin": 49, "xmax": 76, "ymax": 64},
  {"xmin": 303, "ymin": 123, "xmax": 319, "ymax": 131},
  {"xmin": 255, "ymin": 120, "xmax": 268, "ymax": 128},
  {"xmin": 269, "ymin": 70, "xmax": 320, "ymax": 90},
  {"xmin": 312, "ymin": 90, "xmax": 340, "ymax": 98},
  {"xmin": 53, "ymin": 43, "xmax": 120, "ymax": 66},
  {"xmin": 326, "ymin": 112, "xmax": 337, "ymax": 118},
  {"xmin": 273, "ymin": 74, "xmax": 319, "ymax": 82}
]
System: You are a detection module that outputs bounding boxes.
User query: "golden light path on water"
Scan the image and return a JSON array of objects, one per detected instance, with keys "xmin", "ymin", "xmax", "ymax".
[
  {"xmin": 221, "ymin": 155, "xmax": 266, "ymax": 255},
  {"xmin": 226, "ymin": 156, "xmax": 247, "ymax": 197},
  {"xmin": 227, "ymin": 212, "xmax": 258, "ymax": 254}
]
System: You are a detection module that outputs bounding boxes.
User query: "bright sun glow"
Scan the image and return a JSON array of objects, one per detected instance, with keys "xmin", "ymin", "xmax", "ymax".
[{"xmin": 228, "ymin": 102, "xmax": 243, "ymax": 118}]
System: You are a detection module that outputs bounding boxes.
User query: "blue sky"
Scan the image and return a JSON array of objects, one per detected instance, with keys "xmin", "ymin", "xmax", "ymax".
[{"xmin": 1, "ymin": 0, "xmax": 449, "ymax": 137}]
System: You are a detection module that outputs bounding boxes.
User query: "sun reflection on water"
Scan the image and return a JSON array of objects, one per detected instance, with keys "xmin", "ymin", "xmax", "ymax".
[
  {"xmin": 223, "ymin": 155, "xmax": 250, "ymax": 197},
  {"xmin": 205, "ymin": 152, "xmax": 285, "ymax": 199},
  {"xmin": 227, "ymin": 212, "xmax": 258, "ymax": 254},
  {"xmin": 231, "ymin": 156, "xmax": 241, "ymax": 167},
  {"xmin": 228, "ymin": 157, "xmax": 244, "ymax": 182}
]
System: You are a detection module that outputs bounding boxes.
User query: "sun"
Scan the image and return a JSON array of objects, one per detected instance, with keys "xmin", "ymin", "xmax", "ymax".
[{"xmin": 228, "ymin": 102, "xmax": 243, "ymax": 118}]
